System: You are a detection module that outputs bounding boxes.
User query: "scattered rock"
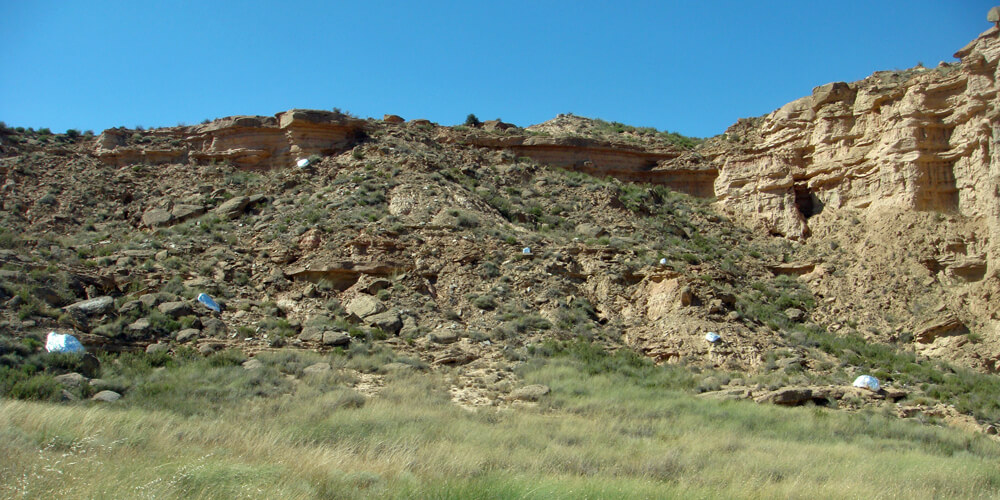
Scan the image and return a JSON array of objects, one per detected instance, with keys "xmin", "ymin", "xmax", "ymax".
[
  {"xmin": 198, "ymin": 342, "xmax": 223, "ymax": 355},
  {"xmin": 141, "ymin": 208, "xmax": 173, "ymax": 227},
  {"xmin": 158, "ymin": 301, "xmax": 193, "ymax": 318},
  {"xmin": 128, "ymin": 318, "xmax": 151, "ymax": 334},
  {"xmin": 146, "ymin": 342, "xmax": 169, "ymax": 354},
  {"xmin": 176, "ymin": 328, "xmax": 200, "ymax": 343},
  {"xmin": 171, "ymin": 204, "xmax": 205, "ymax": 221},
  {"xmin": 55, "ymin": 372, "xmax": 87, "ymax": 388},
  {"xmin": 202, "ymin": 318, "xmax": 227, "ymax": 337},
  {"xmin": 399, "ymin": 316, "xmax": 420, "ymax": 337},
  {"xmin": 784, "ymin": 308, "xmax": 806, "ymax": 322},
  {"xmin": 914, "ymin": 315, "xmax": 968, "ymax": 344},
  {"xmin": 139, "ymin": 293, "xmax": 173, "ymax": 309},
  {"xmin": 322, "ymin": 331, "xmax": 351, "ymax": 346},
  {"xmin": 118, "ymin": 300, "xmax": 143, "ymax": 315},
  {"xmin": 430, "ymin": 329, "xmax": 460, "ymax": 344},
  {"xmin": 65, "ymin": 296, "xmax": 114, "ymax": 316},
  {"xmin": 298, "ymin": 326, "xmax": 324, "ymax": 342},
  {"xmin": 575, "ymin": 223, "xmax": 607, "ymax": 238},
  {"xmin": 510, "ymin": 384, "xmax": 550, "ymax": 402},
  {"xmin": 365, "ymin": 279, "xmax": 392, "ymax": 294},
  {"xmin": 242, "ymin": 358, "xmax": 263, "ymax": 370},
  {"xmin": 367, "ymin": 310, "xmax": 402, "ymax": 335},
  {"xmin": 698, "ymin": 388, "xmax": 752, "ymax": 401},
  {"xmin": 346, "ymin": 295, "xmax": 384, "ymax": 318},
  {"xmin": 92, "ymin": 390, "xmax": 122, "ymax": 402},
  {"xmin": 754, "ymin": 387, "xmax": 813, "ymax": 406},
  {"xmin": 214, "ymin": 196, "xmax": 251, "ymax": 219},
  {"xmin": 434, "ymin": 348, "xmax": 476, "ymax": 365}
]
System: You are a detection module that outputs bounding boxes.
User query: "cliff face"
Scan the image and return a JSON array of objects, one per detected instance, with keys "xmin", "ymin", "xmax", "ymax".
[
  {"xmin": 95, "ymin": 109, "xmax": 368, "ymax": 170},
  {"xmin": 707, "ymin": 28, "xmax": 1000, "ymax": 241}
]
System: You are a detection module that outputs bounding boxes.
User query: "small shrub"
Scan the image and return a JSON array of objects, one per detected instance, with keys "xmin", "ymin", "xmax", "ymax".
[{"xmin": 472, "ymin": 294, "xmax": 497, "ymax": 311}]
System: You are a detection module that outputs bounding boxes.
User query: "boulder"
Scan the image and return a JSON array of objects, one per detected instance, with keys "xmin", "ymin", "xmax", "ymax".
[
  {"xmin": 214, "ymin": 196, "xmax": 251, "ymax": 219},
  {"xmin": 118, "ymin": 300, "xmax": 143, "ymax": 315},
  {"xmin": 383, "ymin": 114, "xmax": 405, "ymax": 124},
  {"xmin": 367, "ymin": 310, "xmax": 402, "ymax": 335},
  {"xmin": 433, "ymin": 349, "xmax": 477, "ymax": 365},
  {"xmin": 298, "ymin": 326, "xmax": 325, "ymax": 342},
  {"xmin": 754, "ymin": 387, "xmax": 814, "ymax": 406},
  {"xmin": 399, "ymin": 316, "xmax": 420, "ymax": 337},
  {"xmin": 92, "ymin": 390, "xmax": 122, "ymax": 402},
  {"xmin": 242, "ymin": 358, "xmax": 263, "ymax": 370},
  {"xmin": 202, "ymin": 318, "xmax": 227, "ymax": 337},
  {"xmin": 915, "ymin": 315, "xmax": 968, "ymax": 343},
  {"xmin": 176, "ymin": 328, "xmax": 200, "ymax": 343},
  {"xmin": 158, "ymin": 301, "xmax": 193, "ymax": 318},
  {"xmin": 145, "ymin": 342, "xmax": 169, "ymax": 354},
  {"xmin": 784, "ymin": 308, "xmax": 806, "ymax": 322},
  {"xmin": 345, "ymin": 295, "xmax": 384, "ymax": 318},
  {"xmin": 482, "ymin": 119, "xmax": 515, "ymax": 132},
  {"xmin": 128, "ymin": 318, "xmax": 151, "ymax": 334},
  {"xmin": 430, "ymin": 329, "xmax": 460, "ymax": 344},
  {"xmin": 55, "ymin": 372, "xmax": 87, "ymax": 388},
  {"xmin": 139, "ymin": 292, "xmax": 174, "ymax": 308},
  {"xmin": 171, "ymin": 204, "xmax": 205, "ymax": 221},
  {"xmin": 322, "ymin": 331, "xmax": 351, "ymax": 347},
  {"xmin": 66, "ymin": 296, "xmax": 114, "ymax": 316},
  {"xmin": 141, "ymin": 208, "xmax": 173, "ymax": 227},
  {"xmin": 510, "ymin": 384, "xmax": 550, "ymax": 402},
  {"xmin": 575, "ymin": 223, "xmax": 607, "ymax": 238},
  {"xmin": 198, "ymin": 342, "xmax": 223, "ymax": 355},
  {"xmin": 365, "ymin": 279, "xmax": 392, "ymax": 294}
]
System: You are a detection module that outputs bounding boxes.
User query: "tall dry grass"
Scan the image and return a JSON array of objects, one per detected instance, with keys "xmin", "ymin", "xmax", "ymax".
[{"xmin": 2, "ymin": 350, "xmax": 1000, "ymax": 499}]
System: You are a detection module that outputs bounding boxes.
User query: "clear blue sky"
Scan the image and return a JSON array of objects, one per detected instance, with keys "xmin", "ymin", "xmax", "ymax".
[{"xmin": 1, "ymin": 1, "xmax": 994, "ymax": 138}]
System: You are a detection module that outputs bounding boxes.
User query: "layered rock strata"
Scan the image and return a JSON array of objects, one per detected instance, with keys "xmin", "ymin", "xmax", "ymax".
[
  {"xmin": 439, "ymin": 132, "xmax": 718, "ymax": 198},
  {"xmin": 95, "ymin": 109, "xmax": 367, "ymax": 170},
  {"xmin": 699, "ymin": 28, "xmax": 1000, "ymax": 241}
]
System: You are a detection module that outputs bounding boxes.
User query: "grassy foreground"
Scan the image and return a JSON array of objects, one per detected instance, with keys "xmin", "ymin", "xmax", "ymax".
[{"xmin": 2, "ymin": 344, "xmax": 1000, "ymax": 499}]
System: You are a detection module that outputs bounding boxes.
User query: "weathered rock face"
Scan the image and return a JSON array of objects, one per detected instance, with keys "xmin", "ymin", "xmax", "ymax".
[
  {"xmin": 438, "ymin": 130, "xmax": 718, "ymax": 197},
  {"xmin": 95, "ymin": 109, "xmax": 368, "ymax": 170},
  {"xmin": 702, "ymin": 28, "xmax": 1000, "ymax": 241}
]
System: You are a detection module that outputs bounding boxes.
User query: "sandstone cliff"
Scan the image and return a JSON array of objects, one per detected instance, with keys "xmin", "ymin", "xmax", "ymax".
[
  {"xmin": 94, "ymin": 109, "xmax": 367, "ymax": 170},
  {"xmin": 701, "ymin": 28, "xmax": 1000, "ymax": 242}
]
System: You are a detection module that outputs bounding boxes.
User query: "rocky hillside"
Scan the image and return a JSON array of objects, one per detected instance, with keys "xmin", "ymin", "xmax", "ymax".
[
  {"xmin": 4, "ymin": 27, "xmax": 1000, "ymax": 434},
  {"xmin": 683, "ymin": 27, "xmax": 1000, "ymax": 374}
]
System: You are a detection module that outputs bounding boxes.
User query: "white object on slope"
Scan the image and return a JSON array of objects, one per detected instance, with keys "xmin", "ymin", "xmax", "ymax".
[
  {"xmin": 705, "ymin": 332, "xmax": 721, "ymax": 343},
  {"xmin": 852, "ymin": 375, "xmax": 880, "ymax": 392},
  {"xmin": 296, "ymin": 158, "xmax": 310, "ymax": 168},
  {"xmin": 197, "ymin": 293, "xmax": 221, "ymax": 312},
  {"xmin": 45, "ymin": 331, "xmax": 85, "ymax": 353}
]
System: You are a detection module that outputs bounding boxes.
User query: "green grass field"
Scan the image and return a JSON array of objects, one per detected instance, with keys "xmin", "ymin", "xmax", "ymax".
[{"xmin": 3, "ymin": 344, "xmax": 1000, "ymax": 499}]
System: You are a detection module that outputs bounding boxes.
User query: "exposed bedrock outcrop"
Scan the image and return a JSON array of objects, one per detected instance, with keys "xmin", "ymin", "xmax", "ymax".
[
  {"xmin": 439, "ymin": 132, "xmax": 719, "ymax": 198},
  {"xmin": 95, "ymin": 109, "xmax": 367, "ymax": 170},
  {"xmin": 698, "ymin": 27, "xmax": 1000, "ymax": 241}
]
